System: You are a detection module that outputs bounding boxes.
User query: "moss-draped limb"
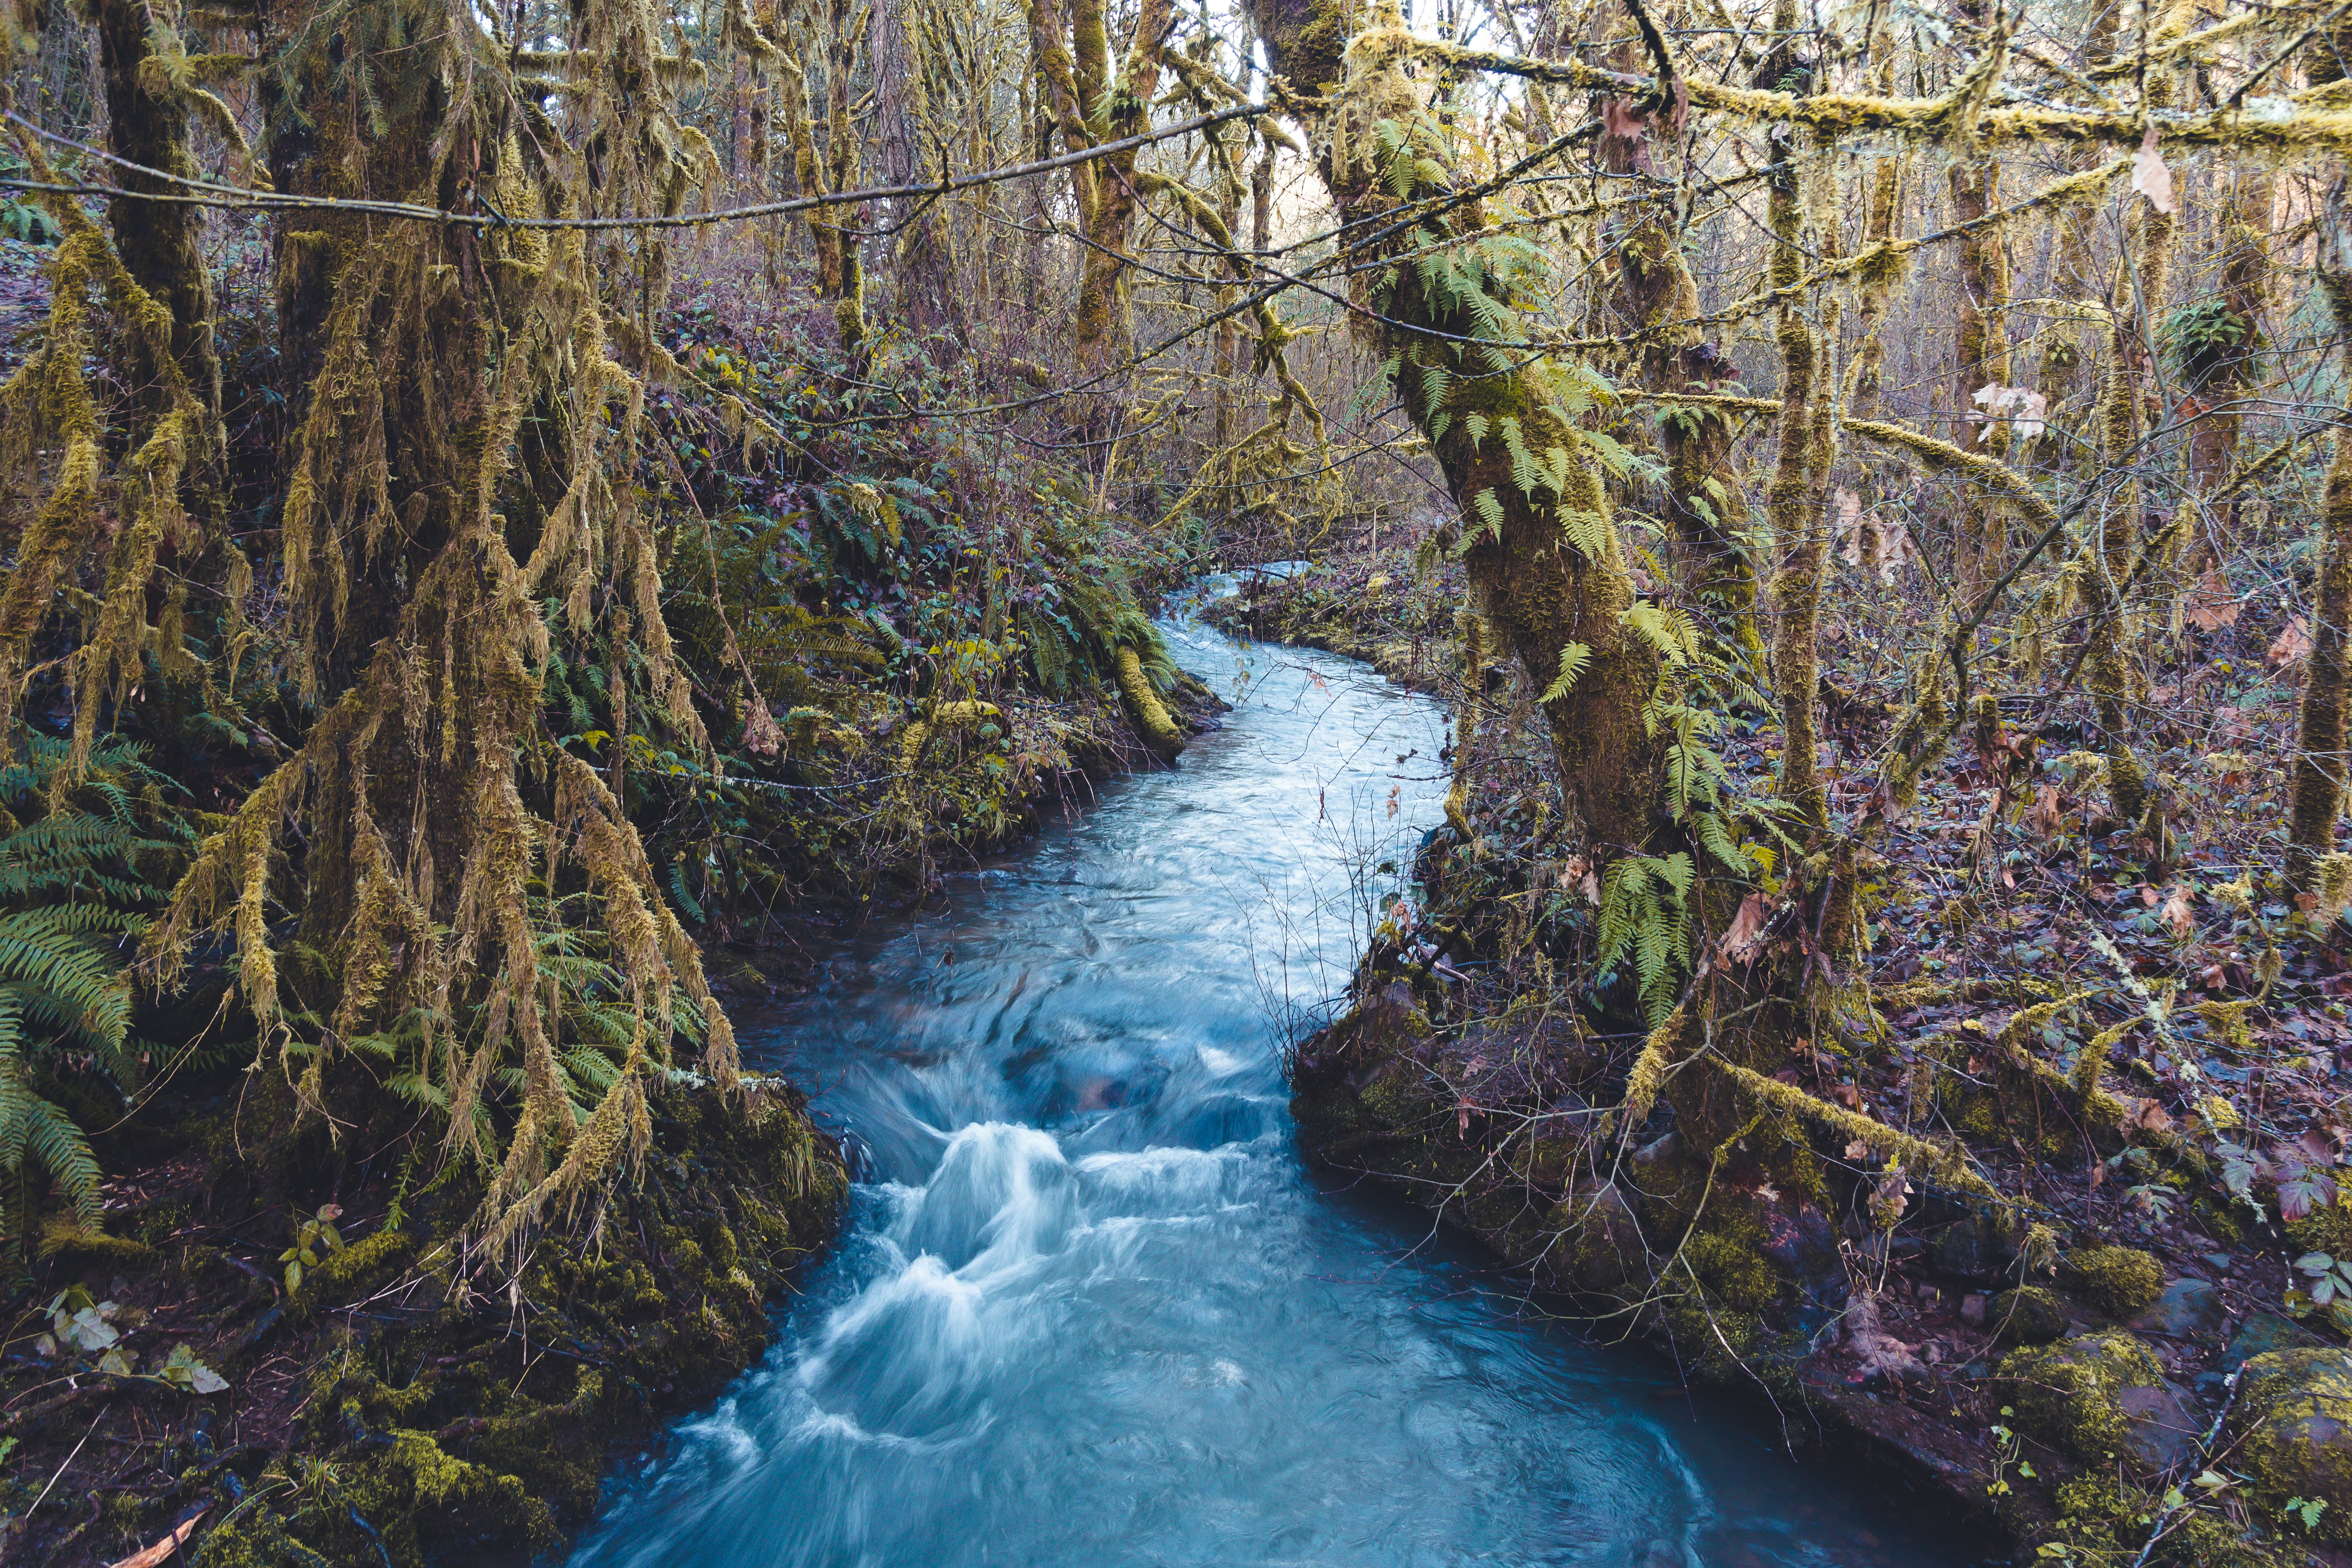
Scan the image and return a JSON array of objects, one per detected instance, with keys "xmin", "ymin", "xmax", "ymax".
[
  {"xmin": 133, "ymin": 0, "xmax": 759, "ymax": 1250},
  {"xmin": 0, "ymin": 131, "xmax": 206, "ymax": 775}
]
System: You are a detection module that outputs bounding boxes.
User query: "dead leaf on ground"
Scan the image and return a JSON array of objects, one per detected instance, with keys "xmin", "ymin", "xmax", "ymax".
[
  {"xmin": 2026, "ymin": 781, "xmax": 2064, "ymax": 842},
  {"xmin": 2185, "ymin": 567, "xmax": 2241, "ymax": 631},
  {"xmin": 1722, "ymin": 891, "xmax": 1771, "ymax": 964},
  {"xmin": 2161, "ymin": 884, "xmax": 2195, "ymax": 938},
  {"xmin": 2132, "ymin": 124, "xmax": 2177, "ymax": 215},
  {"xmin": 110, "ymin": 1514, "xmax": 206, "ymax": 1568},
  {"xmin": 2215, "ymin": 705, "xmax": 2254, "ymax": 743},
  {"xmin": 2271, "ymin": 615, "xmax": 2313, "ymax": 671}
]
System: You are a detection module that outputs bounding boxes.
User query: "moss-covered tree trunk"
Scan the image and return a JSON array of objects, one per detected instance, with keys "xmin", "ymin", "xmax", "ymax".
[
  {"xmin": 92, "ymin": 0, "xmax": 218, "ymax": 434},
  {"xmin": 1599, "ymin": 5, "xmax": 1757, "ymax": 648},
  {"xmin": 1765, "ymin": 123, "xmax": 1828, "ymax": 828},
  {"xmin": 1243, "ymin": 0, "xmax": 1665, "ymax": 857},
  {"xmin": 2288, "ymin": 245, "xmax": 2352, "ymax": 887},
  {"xmin": 1950, "ymin": 156, "xmax": 2012, "ymax": 597},
  {"xmin": 779, "ymin": 0, "xmax": 868, "ymax": 359}
]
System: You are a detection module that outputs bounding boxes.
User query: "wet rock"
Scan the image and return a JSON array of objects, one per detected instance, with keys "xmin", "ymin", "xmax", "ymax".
[
  {"xmin": 2225, "ymin": 1348, "xmax": 2352, "ymax": 1540},
  {"xmin": 1754, "ymin": 1191, "xmax": 1847, "ymax": 1323},
  {"xmin": 2130, "ymin": 1278, "xmax": 2223, "ymax": 1341},
  {"xmin": 1844, "ymin": 1293, "xmax": 1931, "ymax": 1393},
  {"xmin": 1998, "ymin": 1331, "xmax": 2193, "ymax": 1473},
  {"xmin": 1987, "ymin": 1286, "xmax": 2069, "ymax": 1347},
  {"xmin": 2222, "ymin": 1311, "xmax": 2329, "ymax": 1375},
  {"xmin": 1960, "ymin": 1292, "xmax": 1987, "ymax": 1328},
  {"xmin": 1556, "ymin": 1181, "xmax": 1647, "ymax": 1299},
  {"xmin": 1926, "ymin": 1210, "xmax": 2015, "ymax": 1286}
]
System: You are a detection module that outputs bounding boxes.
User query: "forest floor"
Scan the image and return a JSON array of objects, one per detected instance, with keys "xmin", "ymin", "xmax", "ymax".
[{"xmin": 1207, "ymin": 532, "xmax": 2352, "ymax": 1568}]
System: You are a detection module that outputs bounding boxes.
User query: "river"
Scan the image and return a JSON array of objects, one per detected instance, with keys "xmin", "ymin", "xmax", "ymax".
[{"xmin": 567, "ymin": 612, "xmax": 1985, "ymax": 1568}]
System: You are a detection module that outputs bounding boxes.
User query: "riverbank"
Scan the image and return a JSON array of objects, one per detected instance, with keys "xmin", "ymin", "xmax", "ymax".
[
  {"xmin": 0, "ymin": 678, "xmax": 1223, "ymax": 1568},
  {"xmin": 1219, "ymin": 536, "xmax": 2352, "ymax": 1568}
]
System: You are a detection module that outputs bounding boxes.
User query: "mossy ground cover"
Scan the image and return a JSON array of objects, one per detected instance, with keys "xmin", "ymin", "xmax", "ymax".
[{"xmin": 0, "ymin": 1069, "xmax": 843, "ymax": 1567}]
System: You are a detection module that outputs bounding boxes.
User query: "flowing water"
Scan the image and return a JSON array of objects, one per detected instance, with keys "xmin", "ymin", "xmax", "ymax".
[{"xmin": 570, "ymin": 611, "xmax": 1984, "ymax": 1568}]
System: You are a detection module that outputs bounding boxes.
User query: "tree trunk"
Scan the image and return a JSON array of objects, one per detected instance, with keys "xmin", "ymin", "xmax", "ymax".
[
  {"xmin": 2288, "ymin": 235, "xmax": 2352, "ymax": 885},
  {"xmin": 1243, "ymin": 0, "xmax": 1666, "ymax": 858}
]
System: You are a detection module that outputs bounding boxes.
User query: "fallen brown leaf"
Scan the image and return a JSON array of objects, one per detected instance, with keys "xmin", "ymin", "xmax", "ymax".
[
  {"xmin": 2185, "ymin": 567, "xmax": 2240, "ymax": 630},
  {"xmin": 2271, "ymin": 615, "xmax": 2313, "ymax": 670},
  {"xmin": 2161, "ymin": 884, "xmax": 2195, "ymax": 938},
  {"xmin": 1722, "ymin": 891, "xmax": 1771, "ymax": 964}
]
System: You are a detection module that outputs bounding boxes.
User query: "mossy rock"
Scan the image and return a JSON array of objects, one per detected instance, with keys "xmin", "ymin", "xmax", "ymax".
[
  {"xmin": 2288, "ymin": 1194, "xmax": 2352, "ymax": 1259},
  {"xmin": 1550, "ymin": 1181, "xmax": 1649, "ymax": 1301},
  {"xmin": 1997, "ymin": 1330, "xmax": 2192, "ymax": 1473},
  {"xmin": 1987, "ymin": 1286, "xmax": 2069, "ymax": 1346},
  {"xmin": 2063, "ymin": 1245, "xmax": 2166, "ymax": 1317},
  {"xmin": 2226, "ymin": 1348, "xmax": 2352, "ymax": 1541}
]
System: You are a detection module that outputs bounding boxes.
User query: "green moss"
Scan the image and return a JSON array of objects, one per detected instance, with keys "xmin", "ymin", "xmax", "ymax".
[
  {"xmin": 1997, "ymin": 1330, "xmax": 2166, "ymax": 1467},
  {"xmin": 2194, "ymin": 1191, "xmax": 2252, "ymax": 1246},
  {"xmin": 2229, "ymin": 1348, "xmax": 2352, "ymax": 1541},
  {"xmin": 299, "ymin": 1225, "xmax": 416, "ymax": 1307},
  {"xmin": 2065, "ymin": 1246, "xmax": 2165, "ymax": 1316},
  {"xmin": 2041, "ymin": 1476, "xmax": 2286, "ymax": 1568},
  {"xmin": 1988, "ymin": 1286, "xmax": 2069, "ymax": 1346},
  {"xmin": 2288, "ymin": 1194, "xmax": 2352, "ymax": 1258}
]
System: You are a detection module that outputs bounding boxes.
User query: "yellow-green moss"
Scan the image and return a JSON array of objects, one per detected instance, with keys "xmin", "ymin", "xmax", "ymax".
[
  {"xmin": 1997, "ymin": 1330, "xmax": 2166, "ymax": 1466},
  {"xmin": 1989, "ymin": 1286, "xmax": 2069, "ymax": 1346},
  {"xmin": 2066, "ymin": 1246, "xmax": 2165, "ymax": 1317},
  {"xmin": 2229, "ymin": 1349, "xmax": 2352, "ymax": 1542},
  {"xmin": 299, "ymin": 1225, "xmax": 417, "ymax": 1307}
]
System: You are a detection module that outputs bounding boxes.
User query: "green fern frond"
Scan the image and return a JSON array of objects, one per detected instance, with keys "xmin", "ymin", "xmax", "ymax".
[{"xmin": 1541, "ymin": 643, "xmax": 1592, "ymax": 704}]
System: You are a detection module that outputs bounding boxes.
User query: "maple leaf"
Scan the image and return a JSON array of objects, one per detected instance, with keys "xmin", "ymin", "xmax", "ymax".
[
  {"xmin": 2185, "ymin": 567, "xmax": 2241, "ymax": 631},
  {"xmin": 2161, "ymin": 885, "xmax": 2195, "ymax": 939},
  {"xmin": 2132, "ymin": 124, "xmax": 2177, "ymax": 215},
  {"xmin": 2271, "ymin": 615, "xmax": 2313, "ymax": 670}
]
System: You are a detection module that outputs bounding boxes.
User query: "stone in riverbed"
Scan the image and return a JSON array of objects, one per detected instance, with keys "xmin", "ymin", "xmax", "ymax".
[{"xmin": 2129, "ymin": 1278, "xmax": 2224, "ymax": 1340}]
